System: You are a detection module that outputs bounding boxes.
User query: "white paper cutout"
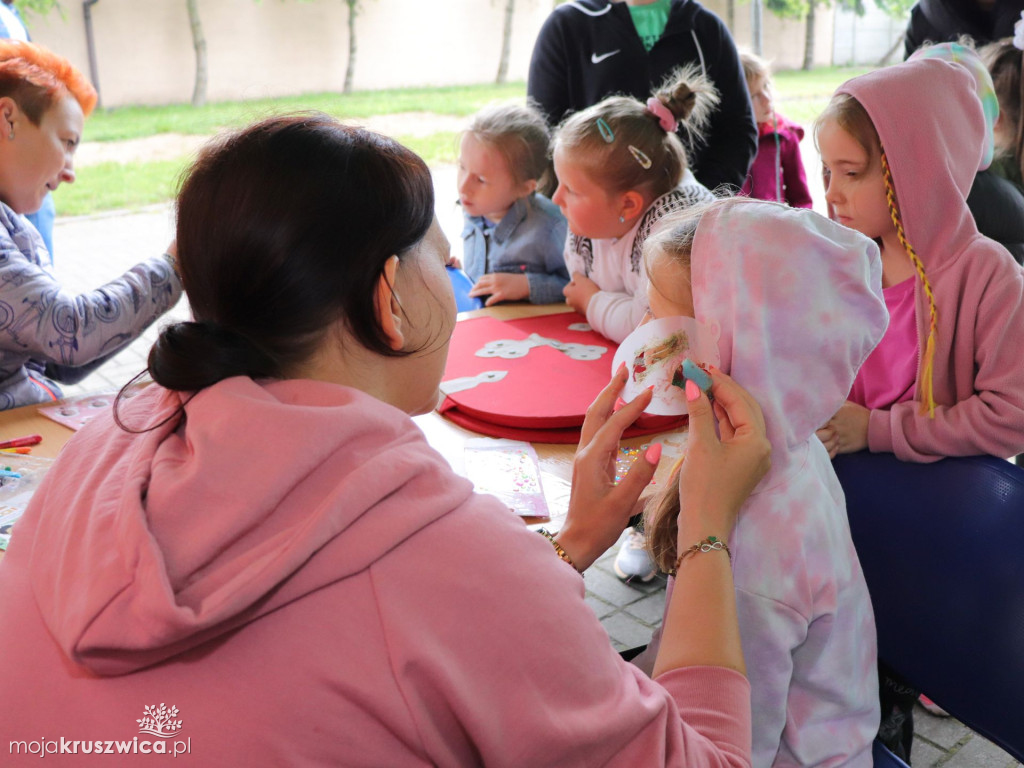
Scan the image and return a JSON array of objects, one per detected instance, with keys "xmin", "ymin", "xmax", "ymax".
[
  {"xmin": 612, "ymin": 316, "xmax": 721, "ymax": 416},
  {"xmin": 439, "ymin": 370, "xmax": 508, "ymax": 395},
  {"xmin": 475, "ymin": 333, "xmax": 607, "ymax": 361}
]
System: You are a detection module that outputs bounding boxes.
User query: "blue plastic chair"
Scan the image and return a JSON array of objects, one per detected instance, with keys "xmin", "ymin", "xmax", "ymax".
[
  {"xmin": 446, "ymin": 266, "xmax": 484, "ymax": 312},
  {"xmin": 872, "ymin": 738, "xmax": 911, "ymax": 768},
  {"xmin": 833, "ymin": 452, "xmax": 1024, "ymax": 764}
]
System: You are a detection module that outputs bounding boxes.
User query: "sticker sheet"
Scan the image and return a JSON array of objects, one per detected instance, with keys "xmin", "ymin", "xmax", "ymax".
[
  {"xmin": 0, "ymin": 453, "xmax": 56, "ymax": 550},
  {"xmin": 463, "ymin": 438, "xmax": 549, "ymax": 519}
]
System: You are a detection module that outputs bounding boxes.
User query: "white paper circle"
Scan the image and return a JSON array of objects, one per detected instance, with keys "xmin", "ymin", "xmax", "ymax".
[{"xmin": 611, "ymin": 316, "xmax": 720, "ymax": 415}]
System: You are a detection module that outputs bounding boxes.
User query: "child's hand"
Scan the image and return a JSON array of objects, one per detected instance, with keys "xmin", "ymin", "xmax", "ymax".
[
  {"xmin": 447, "ymin": 254, "xmax": 462, "ymax": 269},
  {"xmin": 563, "ymin": 273, "xmax": 599, "ymax": 315},
  {"xmin": 469, "ymin": 273, "xmax": 529, "ymax": 306},
  {"xmin": 816, "ymin": 400, "xmax": 870, "ymax": 458}
]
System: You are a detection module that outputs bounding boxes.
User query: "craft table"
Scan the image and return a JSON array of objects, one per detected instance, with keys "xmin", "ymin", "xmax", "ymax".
[{"xmin": 0, "ymin": 303, "xmax": 688, "ymax": 561}]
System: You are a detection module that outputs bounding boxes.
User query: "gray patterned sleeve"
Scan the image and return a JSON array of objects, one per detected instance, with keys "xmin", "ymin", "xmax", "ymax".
[{"xmin": 0, "ymin": 211, "xmax": 182, "ymax": 370}]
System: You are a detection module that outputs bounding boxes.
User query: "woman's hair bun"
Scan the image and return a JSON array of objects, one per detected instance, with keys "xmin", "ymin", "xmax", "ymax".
[{"xmin": 148, "ymin": 321, "xmax": 278, "ymax": 391}]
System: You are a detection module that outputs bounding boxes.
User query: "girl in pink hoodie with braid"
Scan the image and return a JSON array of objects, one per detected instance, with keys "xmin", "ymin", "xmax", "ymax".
[{"xmin": 815, "ymin": 53, "xmax": 1024, "ymax": 462}]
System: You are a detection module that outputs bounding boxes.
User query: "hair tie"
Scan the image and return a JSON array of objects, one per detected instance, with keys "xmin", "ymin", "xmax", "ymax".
[
  {"xmin": 646, "ymin": 97, "xmax": 677, "ymax": 133},
  {"xmin": 1014, "ymin": 11, "xmax": 1024, "ymax": 50}
]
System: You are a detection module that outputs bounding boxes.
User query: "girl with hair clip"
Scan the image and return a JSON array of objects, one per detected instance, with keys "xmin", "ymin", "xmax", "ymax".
[
  {"xmin": 814, "ymin": 56, "xmax": 1024, "ymax": 463},
  {"xmin": 458, "ymin": 102, "xmax": 569, "ymax": 306},
  {"xmin": 0, "ymin": 40, "xmax": 181, "ymax": 410},
  {"xmin": 554, "ymin": 65, "xmax": 718, "ymax": 347},
  {"xmin": 633, "ymin": 196, "xmax": 888, "ymax": 767}
]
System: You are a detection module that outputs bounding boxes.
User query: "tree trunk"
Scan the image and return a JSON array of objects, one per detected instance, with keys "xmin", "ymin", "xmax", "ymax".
[
  {"xmin": 802, "ymin": 0, "xmax": 815, "ymax": 71},
  {"xmin": 752, "ymin": 0, "xmax": 763, "ymax": 55},
  {"xmin": 496, "ymin": 0, "xmax": 515, "ymax": 84},
  {"xmin": 343, "ymin": 0, "xmax": 359, "ymax": 94},
  {"xmin": 186, "ymin": 0, "xmax": 207, "ymax": 107},
  {"xmin": 877, "ymin": 32, "xmax": 904, "ymax": 66},
  {"xmin": 726, "ymin": 0, "xmax": 735, "ymax": 31}
]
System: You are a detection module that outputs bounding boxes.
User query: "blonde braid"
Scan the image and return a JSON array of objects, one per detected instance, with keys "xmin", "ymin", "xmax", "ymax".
[{"xmin": 881, "ymin": 149, "xmax": 938, "ymax": 418}]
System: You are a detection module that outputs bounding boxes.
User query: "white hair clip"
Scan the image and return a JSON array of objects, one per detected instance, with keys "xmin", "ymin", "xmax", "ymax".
[
  {"xmin": 628, "ymin": 145, "xmax": 652, "ymax": 169},
  {"xmin": 1014, "ymin": 10, "xmax": 1024, "ymax": 50}
]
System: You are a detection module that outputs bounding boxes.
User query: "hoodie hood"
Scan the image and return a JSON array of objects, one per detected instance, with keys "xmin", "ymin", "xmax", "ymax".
[
  {"xmin": 839, "ymin": 58, "xmax": 986, "ymax": 272},
  {"xmin": 690, "ymin": 200, "xmax": 888, "ymax": 485},
  {"xmin": 27, "ymin": 378, "xmax": 474, "ymax": 676}
]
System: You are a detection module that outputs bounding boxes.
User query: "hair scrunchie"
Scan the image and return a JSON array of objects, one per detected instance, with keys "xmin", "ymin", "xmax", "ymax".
[{"xmin": 646, "ymin": 97, "xmax": 677, "ymax": 133}]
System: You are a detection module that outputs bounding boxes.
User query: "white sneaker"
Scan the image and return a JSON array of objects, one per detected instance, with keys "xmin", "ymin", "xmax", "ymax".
[{"xmin": 613, "ymin": 527, "xmax": 658, "ymax": 582}]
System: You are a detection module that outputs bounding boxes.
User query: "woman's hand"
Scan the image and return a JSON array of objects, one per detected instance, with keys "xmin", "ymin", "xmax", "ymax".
[
  {"xmin": 563, "ymin": 272, "xmax": 599, "ymax": 315},
  {"xmin": 653, "ymin": 368, "xmax": 769, "ymax": 679},
  {"xmin": 557, "ymin": 365, "xmax": 660, "ymax": 571},
  {"xmin": 677, "ymin": 367, "xmax": 771, "ymax": 543},
  {"xmin": 815, "ymin": 400, "xmax": 869, "ymax": 458}
]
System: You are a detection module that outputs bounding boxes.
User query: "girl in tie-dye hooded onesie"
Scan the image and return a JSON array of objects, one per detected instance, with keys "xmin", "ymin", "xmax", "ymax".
[{"xmin": 633, "ymin": 197, "xmax": 888, "ymax": 767}]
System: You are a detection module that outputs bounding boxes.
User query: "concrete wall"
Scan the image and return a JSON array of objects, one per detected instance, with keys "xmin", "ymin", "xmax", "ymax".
[
  {"xmin": 24, "ymin": 0, "xmax": 554, "ymax": 107},
  {"xmin": 703, "ymin": 0, "xmax": 835, "ymax": 70},
  {"xmin": 23, "ymin": 0, "xmax": 836, "ymax": 108},
  {"xmin": 833, "ymin": 3, "xmax": 907, "ymax": 66}
]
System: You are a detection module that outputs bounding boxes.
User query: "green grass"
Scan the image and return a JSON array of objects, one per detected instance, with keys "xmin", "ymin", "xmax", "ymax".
[
  {"xmin": 771, "ymin": 65, "xmax": 875, "ymax": 126},
  {"xmin": 83, "ymin": 82, "xmax": 528, "ymax": 142},
  {"xmin": 53, "ymin": 158, "xmax": 191, "ymax": 217},
  {"xmin": 63, "ymin": 68, "xmax": 876, "ymax": 216}
]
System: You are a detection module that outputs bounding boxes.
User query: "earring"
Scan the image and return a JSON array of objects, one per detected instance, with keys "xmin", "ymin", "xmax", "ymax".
[
  {"xmin": 619, "ymin": 214, "xmax": 625, "ymax": 223},
  {"xmin": 7, "ymin": 126, "xmax": 12, "ymax": 140}
]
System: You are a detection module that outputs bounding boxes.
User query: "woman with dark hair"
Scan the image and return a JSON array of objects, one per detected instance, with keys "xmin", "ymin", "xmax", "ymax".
[
  {"xmin": 0, "ymin": 113, "xmax": 770, "ymax": 766},
  {"xmin": 0, "ymin": 40, "xmax": 181, "ymax": 409}
]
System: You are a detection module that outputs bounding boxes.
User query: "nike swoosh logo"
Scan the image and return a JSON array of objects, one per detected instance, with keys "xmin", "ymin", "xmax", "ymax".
[{"xmin": 590, "ymin": 50, "xmax": 621, "ymax": 64}]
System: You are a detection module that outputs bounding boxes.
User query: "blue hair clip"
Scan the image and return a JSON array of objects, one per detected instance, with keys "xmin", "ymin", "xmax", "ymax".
[
  {"xmin": 596, "ymin": 117, "xmax": 615, "ymax": 143},
  {"xmin": 682, "ymin": 358, "xmax": 713, "ymax": 396}
]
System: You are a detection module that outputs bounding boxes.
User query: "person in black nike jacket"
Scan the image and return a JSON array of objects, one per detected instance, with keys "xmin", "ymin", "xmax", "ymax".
[{"xmin": 528, "ymin": 0, "xmax": 757, "ymax": 193}]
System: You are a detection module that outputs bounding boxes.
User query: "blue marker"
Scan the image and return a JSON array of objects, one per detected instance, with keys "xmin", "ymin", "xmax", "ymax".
[
  {"xmin": 682, "ymin": 358, "xmax": 713, "ymax": 395},
  {"xmin": 0, "ymin": 468, "xmax": 22, "ymax": 479}
]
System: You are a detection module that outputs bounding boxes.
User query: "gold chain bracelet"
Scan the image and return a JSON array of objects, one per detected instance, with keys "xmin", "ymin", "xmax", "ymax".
[{"xmin": 537, "ymin": 528, "xmax": 582, "ymax": 575}]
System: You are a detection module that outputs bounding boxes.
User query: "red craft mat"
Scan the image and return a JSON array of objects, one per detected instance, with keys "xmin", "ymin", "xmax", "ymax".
[{"xmin": 439, "ymin": 313, "xmax": 684, "ymax": 442}]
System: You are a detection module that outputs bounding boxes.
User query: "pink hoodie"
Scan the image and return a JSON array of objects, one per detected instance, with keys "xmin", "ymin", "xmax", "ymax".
[
  {"xmin": 840, "ymin": 59, "xmax": 1024, "ymax": 461},
  {"xmin": 0, "ymin": 377, "xmax": 751, "ymax": 766},
  {"xmin": 638, "ymin": 200, "xmax": 888, "ymax": 767}
]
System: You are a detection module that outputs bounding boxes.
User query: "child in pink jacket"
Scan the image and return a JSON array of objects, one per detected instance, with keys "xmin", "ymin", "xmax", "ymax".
[
  {"xmin": 815, "ymin": 49, "xmax": 1024, "ymax": 757},
  {"xmin": 816, "ymin": 54, "xmax": 1024, "ymax": 462},
  {"xmin": 738, "ymin": 51, "xmax": 813, "ymax": 209}
]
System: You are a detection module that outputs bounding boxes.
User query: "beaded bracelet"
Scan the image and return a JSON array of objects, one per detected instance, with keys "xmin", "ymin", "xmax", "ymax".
[
  {"xmin": 670, "ymin": 536, "xmax": 731, "ymax": 576},
  {"xmin": 537, "ymin": 528, "xmax": 583, "ymax": 575}
]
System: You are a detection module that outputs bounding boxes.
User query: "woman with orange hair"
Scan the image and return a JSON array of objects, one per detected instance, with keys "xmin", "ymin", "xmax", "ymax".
[{"xmin": 0, "ymin": 40, "xmax": 181, "ymax": 409}]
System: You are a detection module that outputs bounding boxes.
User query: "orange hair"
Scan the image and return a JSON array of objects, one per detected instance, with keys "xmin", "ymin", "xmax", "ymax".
[{"xmin": 0, "ymin": 40, "xmax": 96, "ymax": 123}]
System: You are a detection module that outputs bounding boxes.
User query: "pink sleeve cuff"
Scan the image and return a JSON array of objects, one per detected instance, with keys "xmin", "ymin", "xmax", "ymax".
[{"xmin": 867, "ymin": 408, "xmax": 894, "ymax": 454}]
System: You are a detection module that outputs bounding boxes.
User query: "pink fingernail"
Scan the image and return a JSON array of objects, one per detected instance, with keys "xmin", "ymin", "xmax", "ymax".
[
  {"xmin": 616, "ymin": 362, "xmax": 627, "ymax": 377},
  {"xmin": 644, "ymin": 442, "xmax": 662, "ymax": 463},
  {"xmin": 685, "ymin": 379, "xmax": 701, "ymax": 402}
]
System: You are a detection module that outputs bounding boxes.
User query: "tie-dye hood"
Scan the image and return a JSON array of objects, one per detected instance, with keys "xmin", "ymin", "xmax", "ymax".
[
  {"xmin": 839, "ymin": 58, "xmax": 987, "ymax": 271},
  {"xmin": 690, "ymin": 200, "xmax": 888, "ymax": 486}
]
